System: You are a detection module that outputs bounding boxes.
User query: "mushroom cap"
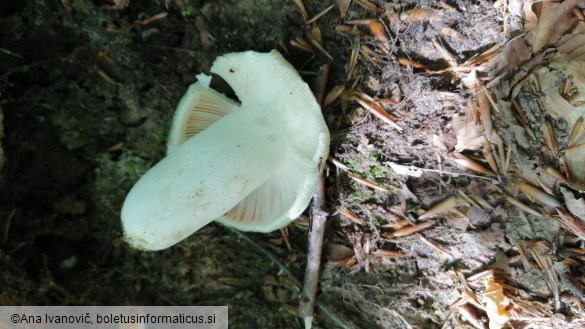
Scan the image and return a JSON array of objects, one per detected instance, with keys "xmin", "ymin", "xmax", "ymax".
[
  {"xmin": 122, "ymin": 50, "xmax": 329, "ymax": 250},
  {"xmin": 169, "ymin": 50, "xmax": 329, "ymax": 232}
]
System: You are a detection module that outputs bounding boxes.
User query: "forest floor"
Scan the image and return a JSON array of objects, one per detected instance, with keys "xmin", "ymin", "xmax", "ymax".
[{"xmin": 1, "ymin": 1, "xmax": 585, "ymax": 328}]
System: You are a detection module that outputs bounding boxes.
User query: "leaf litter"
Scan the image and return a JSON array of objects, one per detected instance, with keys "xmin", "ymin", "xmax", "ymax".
[
  {"xmin": 315, "ymin": 0, "xmax": 585, "ymax": 328},
  {"xmin": 5, "ymin": 0, "xmax": 585, "ymax": 328}
]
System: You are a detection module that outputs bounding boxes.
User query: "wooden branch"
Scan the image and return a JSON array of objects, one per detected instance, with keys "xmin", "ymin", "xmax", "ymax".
[
  {"xmin": 298, "ymin": 63, "xmax": 331, "ymax": 329},
  {"xmin": 299, "ymin": 175, "xmax": 328, "ymax": 329}
]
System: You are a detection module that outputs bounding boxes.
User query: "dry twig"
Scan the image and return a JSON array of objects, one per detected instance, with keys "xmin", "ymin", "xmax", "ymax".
[{"xmin": 299, "ymin": 64, "xmax": 331, "ymax": 329}]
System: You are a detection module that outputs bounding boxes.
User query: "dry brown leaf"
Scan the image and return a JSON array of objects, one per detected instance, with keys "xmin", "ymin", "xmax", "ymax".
[
  {"xmin": 323, "ymin": 85, "xmax": 345, "ymax": 108},
  {"xmin": 293, "ymin": 0, "xmax": 308, "ymax": 20},
  {"xmin": 530, "ymin": 0, "xmax": 585, "ymax": 52},
  {"xmin": 337, "ymin": 0, "xmax": 351, "ymax": 18},
  {"xmin": 418, "ymin": 196, "xmax": 458, "ymax": 220},
  {"xmin": 481, "ymin": 277, "xmax": 511, "ymax": 329},
  {"xmin": 452, "ymin": 114, "xmax": 486, "ymax": 152},
  {"xmin": 493, "ymin": 36, "xmax": 530, "ymax": 75},
  {"xmin": 557, "ymin": 24, "xmax": 585, "ymax": 57},
  {"xmin": 399, "ymin": 8, "xmax": 443, "ymax": 23},
  {"xmin": 326, "ymin": 242, "xmax": 355, "ymax": 260},
  {"xmin": 522, "ymin": 0, "xmax": 539, "ymax": 31},
  {"xmin": 565, "ymin": 149, "xmax": 585, "ymax": 183}
]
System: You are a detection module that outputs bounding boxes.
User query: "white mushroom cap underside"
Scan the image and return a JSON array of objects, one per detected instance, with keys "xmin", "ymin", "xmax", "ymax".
[{"xmin": 169, "ymin": 50, "xmax": 330, "ymax": 232}]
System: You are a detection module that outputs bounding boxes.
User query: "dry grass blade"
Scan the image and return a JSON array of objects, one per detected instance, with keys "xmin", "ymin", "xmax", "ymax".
[
  {"xmin": 432, "ymin": 37, "xmax": 458, "ymax": 67},
  {"xmin": 306, "ymin": 4, "xmax": 334, "ymax": 24},
  {"xmin": 337, "ymin": 0, "xmax": 351, "ymax": 19},
  {"xmin": 347, "ymin": 172, "xmax": 388, "ymax": 192},
  {"xmin": 96, "ymin": 68, "xmax": 116, "ymax": 84},
  {"xmin": 544, "ymin": 167, "xmax": 567, "ymax": 182},
  {"xmin": 290, "ymin": 37, "xmax": 313, "ymax": 52},
  {"xmin": 417, "ymin": 234, "xmax": 454, "ymax": 259},
  {"xmin": 369, "ymin": 20, "xmax": 388, "ymax": 42},
  {"xmin": 369, "ymin": 20, "xmax": 389, "ymax": 54},
  {"xmin": 293, "ymin": 0, "xmax": 308, "ymax": 20},
  {"xmin": 308, "ymin": 36, "xmax": 334, "ymax": 61},
  {"xmin": 339, "ymin": 207, "xmax": 366, "ymax": 226},
  {"xmin": 560, "ymin": 142, "xmax": 585, "ymax": 153},
  {"xmin": 323, "ymin": 85, "xmax": 345, "ymax": 108},
  {"xmin": 530, "ymin": 246, "xmax": 560, "ymax": 310},
  {"xmin": 477, "ymin": 85, "xmax": 493, "ymax": 137},
  {"xmin": 542, "ymin": 121, "xmax": 558, "ymax": 158},
  {"xmin": 398, "ymin": 57, "xmax": 425, "ymax": 69},
  {"xmin": 556, "ymin": 208, "xmax": 585, "ymax": 240},
  {"xmin": 352, "ymin": 92, "xmax": 403, "ymax": 131},
  {"xmin": 562, "ymin": 155, "xmax": 573, "ymax": 182},
  {"xmin": 457, "ymin": 190, "xmax": 482, "ymax": 209},
  {"xmin": 373, "ymin": 249, "xmax": 405, "ymax": 257},
  {"xmin": 517, "ymin": 181, "xmax": 561, "ymax": 208},
  {"xmin": 330, "ymin": 256, "xmax": 357, "ymax": 267},
  {"xmin": 418, "ymin": 196, "xmax": 458, "ymax": 220},
  {"xmin": 135, "ymin": 12, "xmax": 168, "ymax": 26},
  {"xmin": 334, "ymin": 24, "xmax": 353, "ymax": 33},
  {"xmin": 458, "ymin": 273, "xmax": 483, "ymax": 309},
  {"xmin": 309, "ymin": 22, "xmax": 323, "ymax": 43},
  {"xmin": 512, "ymin": 100, "xmax": 536, "ymax": 140},
  {"xmin": 327, "ymin": 156, "xmax": 348, "ymax": 171},
  {"xmin": 384, "ymin": 221, "xmax": 434, "ymax": 238},
  {"xmin": 561, "ymin": 76, "xmax": 573, "ymax": 96},
  {"xmin": 462, "ymin": 43, "xmax": 500, "ymax": 68},
  {"xmin": 344, "ymin": 18, "xmax": 373, "ymax": 25},
  {"xmin": 354, "ymin": 0, "xmax": 377, "ymax": 14},
  {"xmin": 359, "ymin": 45, "xmax": 384, "ymax": 66},
  {"xmin": 483, "ymin": 142, "xmax": 499, "ymax": 175},
  {"xmin": 568, "ymin": 117, "xmax": 583, "ymax": 145},
  {"xmin": 347, "ymin": 39, "xmax": 359, "ymax": 80},
  {"xmin": 399, "ymin": 9, "xmax": 442, "ymax": 23},
  {"xmin": 448, "ymin": 152, "xmax": 496, "ymax": 176},
  {"xmin": 516, "ymin": 243, "xmax": 532, "ymax": 271},
  {"xmin": 505, "ymin": 195, "xmax": 543, "ymax": 217}
]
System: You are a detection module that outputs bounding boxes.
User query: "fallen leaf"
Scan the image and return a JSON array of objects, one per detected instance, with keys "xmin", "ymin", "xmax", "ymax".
[
  {"xmin": 452, "ymin": 114, "xmax": 486, "ymax": 152},
  {"xmin": 561, "ymin": 186, "xmax": 585, "ymax": 221},
  {"xmin": 530, "ymin": 0, "xmax": 585, "ymax": 52},
  {"xmin": 327, "ymin": 242, "xmax": 355, "ymax": 260},
  {"xmin": 522, "ymin": 0, "xmax": 539, "ymax": 31},
  {"xmin": 493, "ymin": 36, "xmax": 531, "ymax": 75},
  {"xmin": 482, "ymin": 277, "xmax": 511, "ymax": 329}
]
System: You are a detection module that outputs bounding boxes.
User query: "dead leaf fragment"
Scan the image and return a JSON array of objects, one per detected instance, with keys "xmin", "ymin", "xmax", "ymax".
[
  {"xmin": 561, "ymin": 186, "xmax": 585, "ymax": 221},
  {"xmin": 399, "ymin": 9, "xmax": 442, "ymax": 23},
  {"xmin": 530, "ymin": 0, "xmax": 585, "ymax": 52},
  {"xmin": 452, "ymin": 114, "xmax": 486, "ymax": 152},
  {"xmin": 337, "ymin": 0, "xmax": 351, "ymax": 18},
  {"xmin": 481, "ymin": 277, "xmax": 511, "ymax": 329}
]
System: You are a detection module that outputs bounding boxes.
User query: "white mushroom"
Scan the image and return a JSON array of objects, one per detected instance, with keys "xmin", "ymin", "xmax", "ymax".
[{"xmin": 121, "ymin": 50, "xmax": 330, "ymax": 251}]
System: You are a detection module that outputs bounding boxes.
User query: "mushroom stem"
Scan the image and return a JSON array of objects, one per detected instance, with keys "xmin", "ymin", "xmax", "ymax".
[{"xmin": 121, "ymin": 104, "xmax": 286, "ymax": 250}]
